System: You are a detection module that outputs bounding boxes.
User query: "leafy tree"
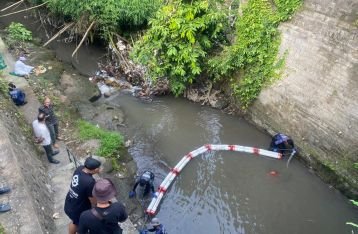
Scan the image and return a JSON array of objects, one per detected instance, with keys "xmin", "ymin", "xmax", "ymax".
[{"xmin": 132, "ymin": 0, "xmax": 227, "ymax": 95}]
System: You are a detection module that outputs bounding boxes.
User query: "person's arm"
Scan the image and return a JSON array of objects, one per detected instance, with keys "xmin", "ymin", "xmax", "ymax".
[
  {"xmin": 150, "ymin": 182, "xmax": 155, "ymax": 194},
  {"xmin": 87, "ymin": 180, "xmax": 96, "ymax": 206},
  {"xmin": 117, "ymin": 203, "xmax": 128, "ymax": 223},
  {"xmin": 38, "ymin": 106, "xmax": 49, "ymax": 118},
  {"xmin": 132, "ymin": 181, "xmax": 139, "ymax": 191}
]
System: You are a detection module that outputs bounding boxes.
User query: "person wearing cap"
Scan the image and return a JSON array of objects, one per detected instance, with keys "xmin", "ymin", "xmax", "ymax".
[
  {"xmin": 78, "ymin": 178, "xmax": 127, "ymax": 234},
  {"xmin": 129, "ymin": 171, "xmax": 156, "ymax": 199},
  {"xmin": 32, "ymin": 112, "xmax": 60, "ymax": 164},
  {"xmin": 269, "ymin": 133, "xmax": 297, "ymax": 156},
  {"xmin": 64, "ymin": 157, "xmax": 101, "ymax": 234},
  {"xmin": 13, "ymin": 56, "xmax": 34, "ymax": 77},
  {"xmin": 140, "ymin": 218, "xmax": 167, "ymax": 234}
]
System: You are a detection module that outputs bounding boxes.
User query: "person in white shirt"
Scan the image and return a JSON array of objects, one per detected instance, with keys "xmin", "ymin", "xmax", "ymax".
[
  {"xmin": 32, "ymin": 113, "xmax": 60, "ymax": 164},
  {"xmin": 13, "ymin": 56, "xmax": 34, "ymax": 77}
]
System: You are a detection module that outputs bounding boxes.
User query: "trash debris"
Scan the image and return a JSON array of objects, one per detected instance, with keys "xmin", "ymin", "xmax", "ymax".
[
  {"xmin": 52, "ymin": 212, "xmax": 60, "ymax": 219},
  {"xmin": 34, "ymin": 65, "xmax": 47, "ymax": 76}
]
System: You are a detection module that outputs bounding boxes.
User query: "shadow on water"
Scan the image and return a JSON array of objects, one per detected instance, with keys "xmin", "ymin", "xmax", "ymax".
[
  {"xmin": 0, "ymin": 3, "xmax": 356, "ymax": 232},
  {"xmin": 113, "ymin": 94, "xmax": 358, "ymax": 234}
]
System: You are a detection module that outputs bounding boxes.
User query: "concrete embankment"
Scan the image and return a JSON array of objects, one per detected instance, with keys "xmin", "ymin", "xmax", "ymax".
[
  {"xmin": 248, "ymin": 0, "xmax": 358, "ymax": 197},
  {"xmin": 0, "ymin": 38, "xmax": 54, "ymax": 233}
]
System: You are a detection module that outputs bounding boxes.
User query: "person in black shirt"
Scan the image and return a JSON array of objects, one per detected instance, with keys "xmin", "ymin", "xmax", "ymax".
[
  {"xmin": 39, "ymin": 97, "xmax": 60, "ymax": 149},
  {"xmin": 78, "ymin": 178, "xmax": 128, "ymax": 234},
  {"xmin": 129, "ymin": 171, "xmax": 156, "ymax": 199},
  {"xmin": 64, "ymin": 157, "xmax": 101, "ymax": 234}
]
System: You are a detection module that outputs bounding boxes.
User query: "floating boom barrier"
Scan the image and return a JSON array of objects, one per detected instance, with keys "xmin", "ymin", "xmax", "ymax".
[{"xmin": 146, "ymin": 144, "xmax": 282, "ymax": 215}]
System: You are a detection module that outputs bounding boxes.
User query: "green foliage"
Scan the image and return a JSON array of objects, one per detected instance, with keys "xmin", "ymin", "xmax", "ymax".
[
  {"xmin": 347, "ymin": 200, "xmax": 358, "ymax": 227},
  {"xmin": 346, "ymin": 165, "xmax": 358, "ymax": 229},
  {"xmin": 77, "ymin": 120, "xmax": 124, "ymax": 157},
  {"xmin": 354, "ymin": 162, "xmax": 358, "ymax": 169},
  {"xmin": 274, "ymin": 0, "xmax": 302, "ymax": 21},
  {"xmin": 47, "ymin": 0, "xmax": 161, "ymax": 34},
  {"xmin": 132, "ymin": 0, "xmax": 226, "ymax": 95},
  {"xmin": 6, "ymin": 22, "xmax": 32, "ymax": 43},
  {"xmin": 0, "ymin": 223, "xmax": 4, "ymax": 234},
  {"xmin": 209, "ymin": 0, "xmax": 301, "ymax": 109},
  {"xmin": 0, "ymin": 72, "xmax": 8, "ymax": 96}
]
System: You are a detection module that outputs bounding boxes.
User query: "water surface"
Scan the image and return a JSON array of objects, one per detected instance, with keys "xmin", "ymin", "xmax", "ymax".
[{"xmin": 113, "ymin": 94, "xmax": 357, "ymax": 234}]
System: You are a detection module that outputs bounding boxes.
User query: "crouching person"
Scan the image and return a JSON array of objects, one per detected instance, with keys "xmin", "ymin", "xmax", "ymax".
[
  {"xmin": 78, "ymin": 178, "xmax": 128, "ymax": 234},
  {"xmin": 8, "ymin": 82, "xmax": 27, "ymax": 106},
  {"xmin": 269, "ymin": 133, "xmax": 296, "ymax": 156}
]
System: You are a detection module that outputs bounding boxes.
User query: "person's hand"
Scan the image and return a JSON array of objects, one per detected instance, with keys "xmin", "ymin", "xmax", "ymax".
[
  {"xmin": 129, "ymin": 191, "xmax": 136, "ymax": 198},
  {"xmin": 151, "ymin": 192, "xmax": 157, "ymax": 198},
  {"xmin": 34, "ymin": 137, "xmax": 44, "ymax": 144}
]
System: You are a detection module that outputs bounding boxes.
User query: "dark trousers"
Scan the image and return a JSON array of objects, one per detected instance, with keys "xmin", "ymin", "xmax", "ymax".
[
  {"xmin": 43, "ymin": 144, "xmax": 54, "ymax": 162},
  {"xmin": 47, "ymin": 123, "xmax": 58, "ymax": 145}
]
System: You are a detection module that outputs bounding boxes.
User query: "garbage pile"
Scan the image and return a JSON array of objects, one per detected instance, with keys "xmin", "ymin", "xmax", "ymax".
[{"xmin": 89, "ymin": 37, "xmax": 170, "ymax": 101}]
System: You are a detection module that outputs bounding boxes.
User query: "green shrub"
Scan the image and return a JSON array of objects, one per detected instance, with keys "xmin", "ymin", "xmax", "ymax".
[
  {"xmin": 0, "ymin": 223, "xmax": 4, "ymax": 234},
  {"xmin": 132, "ymin": 0, "xmax": 227, "ymax": 95},
  {"xmin": 274, "ymin": 0, "xmax": 302, "ymax": 21},
  {"xmin": 0, "ymin": 71, "xmax": 8, "ymax": 95},
  {"xmin": 77, "ymin": 120, "xmax": 124, "ymax": 157},
  {"xmin": 209, "ymin": 0, "xmax": 301, "ymax": 109},
  {"xmin": 6, "ymin": 22, "xmax": 32, "ymax": 42}
]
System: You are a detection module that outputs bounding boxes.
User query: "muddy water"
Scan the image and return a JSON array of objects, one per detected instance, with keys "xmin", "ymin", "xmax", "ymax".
[
  {"xmin": 113, "ymin": 94, "xmax": 357, "ymax": 234},
  {"xmin": 0, "ymin": 4, "xmax": 357, "ymax": 233}
]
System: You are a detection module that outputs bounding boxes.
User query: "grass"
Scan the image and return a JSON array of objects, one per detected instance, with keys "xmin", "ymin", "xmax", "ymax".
[
  {"xmin": 77, "ymin": 120, "xmax": 124, "ymax": 158},
  {"xmin": 0, "ymin": 223, "xmax": 4, "ymax": 234}
]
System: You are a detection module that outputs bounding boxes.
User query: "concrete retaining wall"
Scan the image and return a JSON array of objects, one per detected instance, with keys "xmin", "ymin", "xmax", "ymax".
[{"xmin": 248, "ymin": 0, "xmax": 358, "ymax": 196}]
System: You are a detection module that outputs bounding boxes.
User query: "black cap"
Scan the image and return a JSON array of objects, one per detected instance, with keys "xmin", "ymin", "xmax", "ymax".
[{"xmin": 84, "ymin": 157, "xmax": 101, "ymax": 170}]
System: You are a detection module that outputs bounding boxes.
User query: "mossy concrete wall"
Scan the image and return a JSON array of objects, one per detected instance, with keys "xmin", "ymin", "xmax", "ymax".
[
  {"xmin": 248, "ymin": 0, "xmax": 358, "ymax": 197},
  {"xmin": 0, "ymin": 95, "xmax": 54, "ymax": 233}
]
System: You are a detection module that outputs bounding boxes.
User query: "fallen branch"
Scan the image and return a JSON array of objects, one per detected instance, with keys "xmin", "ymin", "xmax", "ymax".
[
  {"xmin": 0, "ymin": 2, "xmax": 48, "ymax": 18},
  {"xmin": 43, "ymin": 22, "xmax": 74, "ymax": 47},
  {"xmin": 109, "ymin": 35, "xmax": 129, "ymax": 69},
  {"xmin": 0, "ymin": 0, "xmax": 24, "ymax": 12},
  {"xmin": 115, "ymin": 33, "xmax": 129, "ymax": 44},
  {"xmin": 72, "ymin": 21, "xmax": 95, "ymax": 57}
]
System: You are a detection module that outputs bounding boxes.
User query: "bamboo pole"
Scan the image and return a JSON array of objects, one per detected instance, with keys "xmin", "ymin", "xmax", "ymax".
[
  {"xmin": 0, "ymin": 2, "xmax": 48, "ymax": 18},
  {"xmin": 0, "ymin": 0, "xmax": 24, "ymax": 12},
  {"xmin": 109, "ymin": 35, "xmax": 129, "ymax": 69},
  {"xmin": 43, "ymin": 22, "xmax": 74, "ymax": 47},
  {"xmin": 71, "ymin": 21, "xmax": 95, "ymax": 57}
]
